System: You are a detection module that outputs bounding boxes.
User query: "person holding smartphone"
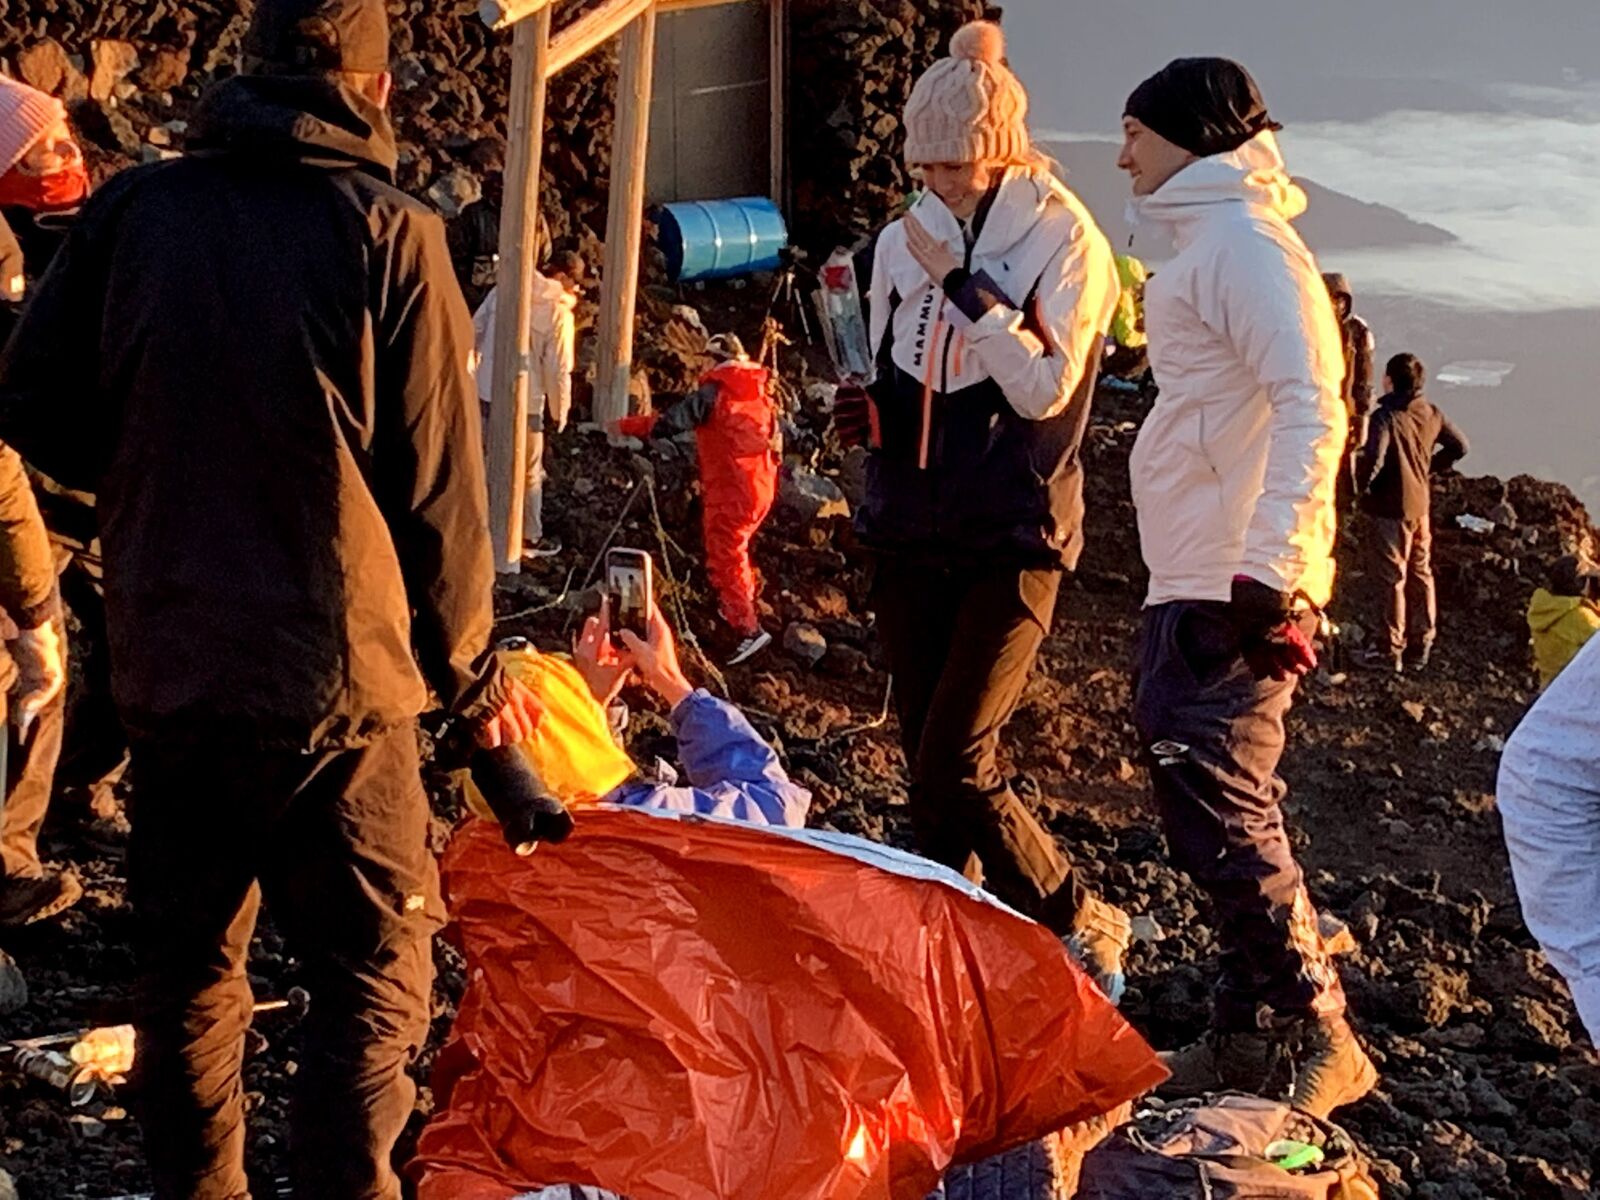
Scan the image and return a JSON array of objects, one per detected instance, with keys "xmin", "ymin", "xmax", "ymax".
[{"xmin": 832, "ymin": 21, "xmax": 1129, "ymax": 1000}]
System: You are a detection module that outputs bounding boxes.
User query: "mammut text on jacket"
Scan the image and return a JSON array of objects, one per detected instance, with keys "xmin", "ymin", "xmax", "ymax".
[
  {"xmin": 1129, "ymin": 132, "xmax": 1346, "ymax": 609},
  {"xmin": 861, "ymin": 166, "xmax": 1118, "ymax": 568},
  {"xmin": 0, "ymin": 74, "xmax": 507, "ymax": 749}
]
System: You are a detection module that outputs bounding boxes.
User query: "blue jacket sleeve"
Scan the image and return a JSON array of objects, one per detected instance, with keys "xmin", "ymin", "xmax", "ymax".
[{"xmin": 605, "ymin": 691, "xmax": 811, "ymax": 827}]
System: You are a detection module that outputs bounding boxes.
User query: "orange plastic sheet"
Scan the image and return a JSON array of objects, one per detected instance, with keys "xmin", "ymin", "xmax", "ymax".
[{"xmin": 413, "ymin": 810, "xmax": 1167, "ymax": 1200}]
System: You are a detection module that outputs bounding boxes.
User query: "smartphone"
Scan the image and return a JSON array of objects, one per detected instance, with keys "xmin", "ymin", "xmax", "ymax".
[{"xmin": 605, "ymin": 548, "xmax": 653, "ymax": 649}]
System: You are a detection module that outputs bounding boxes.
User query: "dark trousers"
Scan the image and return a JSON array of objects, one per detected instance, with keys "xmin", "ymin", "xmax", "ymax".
[
  {"xmin": 128, "ymin": 725, "xmax": 442, "ymax": 1200},
  {"xmin": 56, "ymin": 552, "xmax": 130, "ymax": 799},
  {"xmin": 1133, "ymin": 602, "xmax": 1344, "ymax": 1030},
  {"xmin": 1370, "ymin": 515, "xmax": 1435, "ymax": 656},
  {"xmin": 872, "ymin": 559, "xmax": 1083, "ymax": 933}
]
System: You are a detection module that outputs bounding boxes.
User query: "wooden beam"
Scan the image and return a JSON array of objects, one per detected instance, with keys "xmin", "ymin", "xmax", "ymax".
[
  {"xmin": 658, "ymin": 0, "xmax": 753, "ymax": 12},
  {"xmin": 486, "ymin": 7, "xmax": 553, "ymax": 572},
  {"xmin": 479, "ymin": 0, "xmax": 557, "ymax": 33},
  {"xmin": 593, "ymin": 6, "xmax": 657, "ymax": 430},
  {"xmin": 548, "ymin": 0, "xmax": 653, "ymax": 75}
]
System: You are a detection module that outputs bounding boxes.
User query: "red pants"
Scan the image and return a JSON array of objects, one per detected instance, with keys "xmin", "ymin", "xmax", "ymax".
[{"xmin": 702, "ymin": 452, "xmax": 777, "ymax": 635}]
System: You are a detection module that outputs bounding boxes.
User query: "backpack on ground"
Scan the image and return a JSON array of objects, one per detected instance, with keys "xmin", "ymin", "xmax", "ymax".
[{"xmin": 1076, "ymin": 1094, "xmax": 1380, "ymax": 1199}]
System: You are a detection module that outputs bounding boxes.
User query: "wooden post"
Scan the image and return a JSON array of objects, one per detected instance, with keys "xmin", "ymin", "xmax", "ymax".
[
  {"xmin": 487, "ymin": 7, "xmax": 553, "ymax": 573},
  {"xmin": 593, "ymin": 5, "xmax": 657, "ymax": 429},
  {"xmin": 769, "ymin": 0, "xmax": 787, "ymax": 208}
]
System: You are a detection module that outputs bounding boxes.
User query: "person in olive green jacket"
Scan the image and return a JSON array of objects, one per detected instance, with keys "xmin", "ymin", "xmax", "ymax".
[
  {"xmin": 0, "ymin": 441, "xmax": 70, "ymax": 923},
  {"xmin": 1528, "ymin": 555, "xmax": 1600, "ymax": 689}
]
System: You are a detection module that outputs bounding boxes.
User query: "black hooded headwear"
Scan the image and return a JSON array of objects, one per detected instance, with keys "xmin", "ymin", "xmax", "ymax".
[{"xmin": 1124, "ymin": 57, "xmax": 1282, "ymax": 158}]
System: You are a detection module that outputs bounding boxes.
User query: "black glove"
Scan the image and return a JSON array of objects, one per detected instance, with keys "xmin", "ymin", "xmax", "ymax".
[
  {"xmin": 831, "ymin": 384, "xmax": 879, "ymax": 449},
  {"xmin": 469, "ymin": 746, "xmax": 574, "ymax": 856},
  {"xmin": 1229, "ymin": 576, "xmax": 1318, "ymax": 681},
  {"xmin": 437, "ymin": 720, "xmax": 574, "ymax": 857}
]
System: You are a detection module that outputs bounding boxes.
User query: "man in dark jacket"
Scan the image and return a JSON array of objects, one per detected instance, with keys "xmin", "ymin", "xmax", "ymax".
[
  {"xmin": 1323, "ymin": 273, "xmax": 1375, "ymax": 509},
  {"xmin": 0, "ymin": 1, "xmax": 540, "ymax": 1195},
  {"xmin": 1356, "ymin": 353, "xmax": 1470, "ymax": 672}
]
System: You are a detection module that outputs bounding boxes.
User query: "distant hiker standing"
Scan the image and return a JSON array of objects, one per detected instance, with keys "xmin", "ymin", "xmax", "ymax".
[
  {"xmin": 1323, "ymin": 272, "xmax": 1375, "ymax": 508},
  {"xmin": 1355, "ymin": 353, "xmax": 1470, "ymax": 673},
  {"xmin": 473, "ymin": 249, "xmax": 585, "ymax": 559},
  {"xmin": 1119, "ymin": 57, "xmax": 1376, "ymax": 1116},
  {"xmin": 613, "ymin": 332, "xmax": 779, "ymax": 665},
  {"xmin": 0, "ymin": 1, "xmax": 541, "ymax": 1195},
  {"xmin": 833, "ymin": 21, "xmax": 1132, "ymax": 1000}
]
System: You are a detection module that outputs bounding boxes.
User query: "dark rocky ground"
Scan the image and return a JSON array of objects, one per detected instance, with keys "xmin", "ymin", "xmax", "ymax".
[
  {"xmin": 3, "ymin": 292, "xmax": 1595, "ymax": 1196},
  {"xmin": 2, "ymin": 4, "xmax": 1598, "ymax": 1198}
]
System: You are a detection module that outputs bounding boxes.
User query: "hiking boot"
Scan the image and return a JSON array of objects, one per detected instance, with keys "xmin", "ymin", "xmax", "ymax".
[
  {"xmin": 1064, "ymin": 893, "xmax": 1132, "ymax": 1006},
  {"xmin": 0, "ymin": 871, "xmax": 83, "ymax": 927},
  {"xmin": 726, "ymin": 629, "xmax": 772, "ymax": 666},
  {"xmin": 1290, "ymin": 1015, "xmax": 1378, "ymax": 1118},
  {"xmin": 1158, "ymin": 1029, "xmax": 1283, "ymax": 1099}
]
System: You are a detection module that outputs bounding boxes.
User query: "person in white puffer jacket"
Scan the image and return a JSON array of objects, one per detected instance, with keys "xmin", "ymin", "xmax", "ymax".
[
  {"xmin": 835, "ymin": 20, "xmax": 1132, "ymax": 1005},
  {"xmin": 1117, "ymin": 57, "xmax": 1375, "ymax": 1119},
  {"xmin": 473, "ymin": 251, "xmax": 582, "ymax": 559},
  {"xmin": 1498, "ymin": 632, "xmax": 1600, "ymax": 1044}
]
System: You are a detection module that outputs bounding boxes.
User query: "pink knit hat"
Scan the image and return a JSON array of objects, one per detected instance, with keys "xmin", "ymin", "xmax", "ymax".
[
  {"xmin": 903, "ymin": 21, "xmax": 1032, "ymax": 166},
  {"xmin": 0, "ymin": 75, "xmax": 68, "ymax": 176}
]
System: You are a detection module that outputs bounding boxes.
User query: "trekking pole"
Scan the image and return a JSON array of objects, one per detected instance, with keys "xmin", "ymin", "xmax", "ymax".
[{"xmin": 2, "ymin": 988, "xmax": 312, "ymax": 1104}]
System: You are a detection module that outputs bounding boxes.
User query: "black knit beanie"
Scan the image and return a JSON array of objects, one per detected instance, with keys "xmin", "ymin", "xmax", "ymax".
[
  {"xmin": 1124, "ymin": 57, "xmax": 1282, "ymax": 158},
  {"xmin": 243, "ymin": 0, "xmax": 390, "ymax": 75}
]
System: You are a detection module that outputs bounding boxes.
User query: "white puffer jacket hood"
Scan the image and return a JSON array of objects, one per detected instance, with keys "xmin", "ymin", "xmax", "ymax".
[{"xmin": 1128, "ymin": 132, "xmax": 1346, "ymax": 608}]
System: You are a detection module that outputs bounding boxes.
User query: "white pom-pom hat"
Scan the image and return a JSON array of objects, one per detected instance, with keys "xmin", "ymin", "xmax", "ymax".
[
  {"xmin": 0, "ymin": 76, "xmax": 67, "ymax": 178},
  {"xmin": 902, "ymin": 20, "xmax": 1031, "ymax": 166}
]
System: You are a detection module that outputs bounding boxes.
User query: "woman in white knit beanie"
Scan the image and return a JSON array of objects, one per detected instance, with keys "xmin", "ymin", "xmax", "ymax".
[
  {"xmin": 0, "ymin": 74, "xmax": 89, "ymax": 306},
  {"xmin": 0, "ymin": 75, "xmax": 87, "ymax": 214},
  {"xmin": 838, "ymin": 22, "xmax": 1130, "ymax": 1002}
]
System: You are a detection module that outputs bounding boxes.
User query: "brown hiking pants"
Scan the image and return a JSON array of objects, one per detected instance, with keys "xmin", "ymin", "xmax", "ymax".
[
  {"xmin": 1370, "ymin": 515, "xmax": 1436, "ymax": 656},
  {"xmin": 127, "ymin": 724, "xmax": 443, "ymax": 1200}
]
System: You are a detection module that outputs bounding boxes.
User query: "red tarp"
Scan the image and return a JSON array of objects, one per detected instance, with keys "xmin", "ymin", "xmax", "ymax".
[{"xmin": 413, "ymin": 810, "xmax": 1166, "ymax": 1199}]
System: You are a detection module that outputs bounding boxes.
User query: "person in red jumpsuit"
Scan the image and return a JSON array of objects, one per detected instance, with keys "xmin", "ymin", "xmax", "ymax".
[{"xmin": 614, "ymin": 334, "xmax": 778, "ymax": 665}]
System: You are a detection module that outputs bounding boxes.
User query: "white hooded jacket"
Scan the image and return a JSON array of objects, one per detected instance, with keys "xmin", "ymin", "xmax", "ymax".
[
  {"xmin": 1128, "ymin": 132, "xmax": 1346, "ymax": 608},
  {"xmin": 472, "ymin": 273, "xmax": 576, "ymax": 434},
  {"xmin": 869, "ymin": 166, "xmax": 1116, "ymax": 423}
]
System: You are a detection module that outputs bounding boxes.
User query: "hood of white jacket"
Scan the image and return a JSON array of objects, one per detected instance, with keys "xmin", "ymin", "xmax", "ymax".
[{"xmin": 1129, "ymin": 131, "xmax": 1307, "ymax": 250}]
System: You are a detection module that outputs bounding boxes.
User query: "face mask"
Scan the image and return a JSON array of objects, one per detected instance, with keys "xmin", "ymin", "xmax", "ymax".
[{"xmin": 0, "ymin": 161, "xmax": 90, "ymax": 213}]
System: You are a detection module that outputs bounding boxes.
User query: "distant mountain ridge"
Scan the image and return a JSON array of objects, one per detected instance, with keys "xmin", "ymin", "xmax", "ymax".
[{"xmin": 1041, "ymin": 139, "xmax": 1458, "ymax": 259}]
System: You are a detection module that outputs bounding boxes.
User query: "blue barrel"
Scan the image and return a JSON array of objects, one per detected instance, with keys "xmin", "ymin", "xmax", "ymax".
[{"xmin": 653, "ymin": 197, "xmax": 788, "ymax": 284}]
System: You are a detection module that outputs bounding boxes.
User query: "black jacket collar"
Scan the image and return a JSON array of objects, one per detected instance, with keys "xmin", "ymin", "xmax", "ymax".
[{"xmin": 189, "ymin": 74, "xmax": 400, "ymax": 182}]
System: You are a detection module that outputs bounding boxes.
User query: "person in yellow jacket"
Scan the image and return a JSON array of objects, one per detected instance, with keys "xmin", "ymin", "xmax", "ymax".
[
  {"xmin": 1528, "ymin": 555, "xmax": 1600, "ymax": 689},
  {"xmin": 1110, "ymin": 253, "xmax": 1148, "ymax": 350}
]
